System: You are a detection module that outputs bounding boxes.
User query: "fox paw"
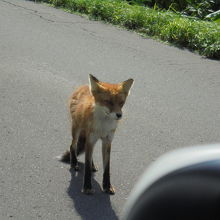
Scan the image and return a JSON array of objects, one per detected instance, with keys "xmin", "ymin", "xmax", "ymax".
[
  {"xmin": 71, "ymin": 164, "xmax": 79, "ymax": 171},
  {"xmin": 103, "ymin": 185, "xmax": 115, "ymax": 195},
  {"xmin": 92, "ymin": 164, "xmax": 98, "ymax": 172},
  {"xmin": 81, "ymin": 188, "xmax": 95, "ymax": 195}
]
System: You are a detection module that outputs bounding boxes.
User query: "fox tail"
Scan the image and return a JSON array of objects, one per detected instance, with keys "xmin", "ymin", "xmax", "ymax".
[
  {"xmin": 60, "ymin": 136, "xmax": 86, "ymax": 163},
  {"xmin": 60, "ymin": 150, "xmax": 71, "ymax": 163}
]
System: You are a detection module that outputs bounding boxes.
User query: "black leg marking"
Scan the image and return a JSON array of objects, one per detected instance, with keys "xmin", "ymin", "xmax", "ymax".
[
  {"xmin": 102, "ymin": 162, "xmax": 115, "ymax": 195},
  {"xmin": 102, "ymin": 143, "xmax": 115, "ymax": 195},
  {"xmin": 82, "ymin": 159, "xmax": 94, "ymax": 194},
  {"xmin": 70, "ymin": 142, "xmax": 79, "ymax": 171},
  {"xmin": 103, "ymin": 162, "xmax": 110, "ymax": 189}
]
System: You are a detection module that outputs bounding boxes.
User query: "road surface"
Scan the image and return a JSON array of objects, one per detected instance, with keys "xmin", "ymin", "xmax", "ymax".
[{"xmin": 0, "ymin": 0, "xmax": 220, "ymax": 219}]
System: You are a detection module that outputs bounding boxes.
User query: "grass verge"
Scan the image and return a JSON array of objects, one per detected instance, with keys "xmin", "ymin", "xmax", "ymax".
[{"xmin": 42, "ymin": 0, "xmax": 220, "ymax": 59}]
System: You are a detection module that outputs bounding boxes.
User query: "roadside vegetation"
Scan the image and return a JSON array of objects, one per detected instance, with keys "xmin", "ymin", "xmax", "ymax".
[{"xmin": 42, "ymin": 0, "xmax": 220, "ymax": 59}]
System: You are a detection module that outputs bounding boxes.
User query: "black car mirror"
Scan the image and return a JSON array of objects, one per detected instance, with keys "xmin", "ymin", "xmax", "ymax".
[{"xmin": 122, "ymin": 144, "xmax": 220, "ymax": 220}]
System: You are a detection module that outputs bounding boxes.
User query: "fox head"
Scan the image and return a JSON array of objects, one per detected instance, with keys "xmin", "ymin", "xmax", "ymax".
[{"xmin": 89, "ymin": 74, "xmax": 134, "ymax": 120}]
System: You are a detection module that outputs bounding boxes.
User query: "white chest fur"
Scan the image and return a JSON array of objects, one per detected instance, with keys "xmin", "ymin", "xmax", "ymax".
[{"xmin": 91, "ymin": 104, "xmax": 118, "ymax": 141}]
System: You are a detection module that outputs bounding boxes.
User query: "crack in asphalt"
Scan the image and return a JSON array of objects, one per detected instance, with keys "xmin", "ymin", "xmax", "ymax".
[
  {"xmin": 1, "ymin": 0, "xmax": 108, "ymax": 43},
  {"xmin": 0, "ymin": 0, "xmax": 89, "ymax": 24},
  {"xmin": 0, "ymin": 0, "xmax": 143, "ymax": 54}
]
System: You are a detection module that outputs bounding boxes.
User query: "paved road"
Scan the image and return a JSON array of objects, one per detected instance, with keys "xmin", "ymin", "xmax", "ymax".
[{"xmin": 0, "ymin": 0, "xmax": 220, "ymax": 219}]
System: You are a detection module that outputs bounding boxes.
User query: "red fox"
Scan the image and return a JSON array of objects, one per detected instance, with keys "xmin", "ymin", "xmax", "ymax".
[{"xmin": 62, "ymin": 74, "xmax": 134, "ymax": 194}]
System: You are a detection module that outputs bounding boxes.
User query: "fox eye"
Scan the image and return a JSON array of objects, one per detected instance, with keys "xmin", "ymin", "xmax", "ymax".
[{"xmin": 104, "ymin": 100, "xmax": 113, "ymax": 106}]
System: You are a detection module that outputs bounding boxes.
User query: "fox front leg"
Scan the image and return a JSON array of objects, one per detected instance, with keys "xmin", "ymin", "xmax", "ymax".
[
  {"xmin": 70, "ymin": 127, "xmax": 80, "ymax": 171},
  {"xmin": 82, "ymin": 140, "xmax": 96, "ymax": 195},
  {"xmin": 102, "ymin": 138, "xmax": 115, "ymax": 195}
]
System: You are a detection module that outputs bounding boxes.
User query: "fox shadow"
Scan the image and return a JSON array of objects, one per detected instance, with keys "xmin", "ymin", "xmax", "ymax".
[{"xmin": 67, "ymin": 162, "xmax": 118, "ymax": 220}]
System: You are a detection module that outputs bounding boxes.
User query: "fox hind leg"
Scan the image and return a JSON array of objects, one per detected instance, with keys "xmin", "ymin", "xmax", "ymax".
[
  {"xmin": 70, "ymin": 125, "xmax": 80, "ymax": 171},
  {"xmin": 70, "ymin": 140, "xmax": 79, "ymax": 171},
  {"xmin": 70, "ymin": 132, "xmax": 98, "ymax": 173},
  {"xmin": 76, "ymin": 135, "xmax": 86, "ymax": 156}
]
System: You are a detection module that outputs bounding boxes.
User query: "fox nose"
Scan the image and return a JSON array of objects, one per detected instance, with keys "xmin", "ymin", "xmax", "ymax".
[{"xmin": 116, "ymin": 113, "xmax": 122, "ymax": 119}]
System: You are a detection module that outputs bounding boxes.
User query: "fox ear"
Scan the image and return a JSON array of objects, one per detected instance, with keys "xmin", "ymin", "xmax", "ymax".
[
  {"xmin": 121, "ymin": 78, "xmax": 134, "ymax": 95},
  {"xmin": 89, "ymin": 74, "xmax": 100, "ymax": 94}
]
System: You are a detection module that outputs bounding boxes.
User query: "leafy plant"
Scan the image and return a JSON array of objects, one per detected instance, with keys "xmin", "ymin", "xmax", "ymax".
[{"xmin": 183, "ymin": 0, "xmax": 215, "ymax": 18}]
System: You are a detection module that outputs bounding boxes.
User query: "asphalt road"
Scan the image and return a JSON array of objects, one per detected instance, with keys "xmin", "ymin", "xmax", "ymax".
[{"xmin": 0, "ymin": 0, "xmax": 220, "ymax": 219}]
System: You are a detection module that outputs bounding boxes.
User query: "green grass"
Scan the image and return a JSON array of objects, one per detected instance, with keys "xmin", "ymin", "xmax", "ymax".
[{"xmin": 42, "ymin": 0, "xmax": 220, "ymax": 59}]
